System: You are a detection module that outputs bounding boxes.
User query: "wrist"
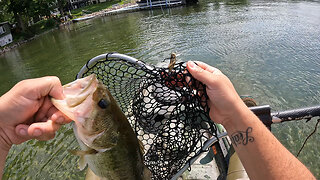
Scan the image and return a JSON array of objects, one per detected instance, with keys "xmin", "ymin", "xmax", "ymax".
[
  {"xmin": 0, "ymin": 95, "xmax": 8, "ymax": 124},
  {"xmin": 0, "ymin": 95, "xmax": 12, "ymax": 153},
  {"xmin": 0, "ymin": 128, "xmax": 12, "ymax": 153},
  {"xmin": 222, "ymin": 101, "xmax": 254, "ymax": 131},
  {"xmin": 0, "ymin": 144, "xmax": 10, "ymax": 154},
  {"xmin": 0, "ymin": 142, "xmax": 11, "ymax": 155},
  {"xmin": 0, "ymin": 140, "xmax": 9, "ymax": 179}
]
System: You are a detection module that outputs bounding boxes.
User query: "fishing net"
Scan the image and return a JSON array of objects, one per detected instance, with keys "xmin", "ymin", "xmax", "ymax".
[{"xmin": 77, "ymin": 53, "xmax": 218, "ymax": 179}]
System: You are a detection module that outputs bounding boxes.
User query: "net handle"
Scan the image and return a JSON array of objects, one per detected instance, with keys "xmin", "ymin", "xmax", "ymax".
[
  {"xmin": 171, "ymin": 132, "xmax": 228, "ymax": 180},
  {"xmin": 76, "ymin": 53, "xmax": 154, "ymax": 79},
  {"xmin": 248, "ymin": 105, "xmax": 320, "ymax": 125}
]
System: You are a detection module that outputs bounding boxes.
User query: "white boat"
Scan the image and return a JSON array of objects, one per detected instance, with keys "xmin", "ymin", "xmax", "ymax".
[{"xmin": 72, "ymin": 15, "xmax": 95, "ymax": 22}]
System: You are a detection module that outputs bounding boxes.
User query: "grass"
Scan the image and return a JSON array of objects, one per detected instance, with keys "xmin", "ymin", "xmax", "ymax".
[
  {"xmin": 1, "ymin": 18, "xmax": 59, "ymax": 51},
  {"xmin": 71, "ymin": 0, "xmax": 123, "ymax": 18},
  {"xmin": 12, "ymin": 19, "xmax": 58, "ymax": 42},
  {"xmin": 1, "ymin": 0, "xmax": 134, "ymax": 50}
]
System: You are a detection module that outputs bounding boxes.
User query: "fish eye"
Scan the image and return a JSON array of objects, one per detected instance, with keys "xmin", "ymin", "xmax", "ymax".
[{"xmin": 98, "ymin": 99, "xmax": 109, "ymax": 109}]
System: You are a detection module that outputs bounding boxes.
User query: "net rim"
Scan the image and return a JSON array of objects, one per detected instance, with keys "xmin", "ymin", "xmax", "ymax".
[
  {"xmin": 76, "ymin": 53, "xmax": 153, "ymax": 79},
  {"xmin": 76, "ymin": 52, "xmax": 226, "ymax": 179}
]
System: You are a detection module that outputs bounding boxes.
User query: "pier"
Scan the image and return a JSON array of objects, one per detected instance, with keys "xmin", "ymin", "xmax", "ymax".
[{"xmin": 137, "ymin": 0, "xmax": 184, "ymax": 8}]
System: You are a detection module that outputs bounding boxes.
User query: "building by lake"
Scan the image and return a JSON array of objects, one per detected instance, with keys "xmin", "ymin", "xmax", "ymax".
[{"xmin": 0, "ymin": 22, "xmax": 13, "ymax": 47}]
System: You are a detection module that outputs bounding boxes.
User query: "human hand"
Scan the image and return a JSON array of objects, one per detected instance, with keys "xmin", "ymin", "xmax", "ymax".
[
  {"xmin": 186, "ymin": 61, "xmax": 248, "ymax": 126},
  {"xmin": 0, "ymin": 77, "xmax": 71, "ymax": 152}
]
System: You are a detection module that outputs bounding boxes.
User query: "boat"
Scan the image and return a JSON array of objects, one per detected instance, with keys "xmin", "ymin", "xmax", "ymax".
[{"xmin": 72, "ymin": 15, "xmax": 95, "ymax": 22}]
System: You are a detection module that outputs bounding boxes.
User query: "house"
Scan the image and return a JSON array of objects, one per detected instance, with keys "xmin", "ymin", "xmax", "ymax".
[
  {"xmin": 0, "ymin": 22, "xmax": 13, "ymax": 47},
  {"xmin": 90, "ymin": 0, "xmax": 107, "ymax": 4},
  {"xmin": 66, "ymin": 0, "xmax": 106, "ymax": 10},
  {"xmin": 67, "ymin": 0, "xmax": 90, "ymax": 9}
]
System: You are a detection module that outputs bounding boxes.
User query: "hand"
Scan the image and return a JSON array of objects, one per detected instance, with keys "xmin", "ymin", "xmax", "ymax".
[
  {"xmin": 187, "ymin": 61, "xmax": 316, "ymax": 180},
  {"xmin": 0, "ymin": 76, "xmax": 71, "ymax": 152},
  {"xmin": 186, "ymin": 61, "xmax": 248, "ymax": 126}
]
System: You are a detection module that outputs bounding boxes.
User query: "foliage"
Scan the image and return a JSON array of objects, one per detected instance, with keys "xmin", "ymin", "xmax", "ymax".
[
  {"xmin": 10, "ymin": 18, "xmax": 59, "ymax": 42},
  {"xmin": 29, "ymin": 0, "xmax": 56, "ymax": 18},
  {"xmin": 0, "ymin": 0, "xmax": 129, "ymax": 39},
  {"xmin": 0, "ymin": 2, "xmax": 13, "ymax": 23},
  {"xmin": 71, "ymin": 0, "xmax": 121, "ymax": 16},
  {"xmin": 56, "ymin": 0, "xmax": 68, "ymax": 15},
  {"xmin": 0, "ymin": 0, "xmax": 60, "ymax": 32}
]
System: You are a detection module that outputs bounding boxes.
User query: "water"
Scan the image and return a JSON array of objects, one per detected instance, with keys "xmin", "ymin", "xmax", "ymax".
[{"xmin": 1, "ymin": 0, "xmax": 320, "ymax": 179}]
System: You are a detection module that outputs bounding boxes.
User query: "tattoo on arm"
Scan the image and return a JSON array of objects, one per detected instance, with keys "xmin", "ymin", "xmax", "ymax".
[{"xmin": 231, "ymin": 127, "xmax": 254, "ymax": 147}]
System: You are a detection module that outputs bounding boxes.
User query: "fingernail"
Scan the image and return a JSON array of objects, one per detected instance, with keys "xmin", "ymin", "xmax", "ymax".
[
  {"xmin": 19, "ymin": 129, "xmax": 27, "ymax": 136},
  {"xmin": 33, "ymin": 129, "xmax": 42, "ymax": 137},
  {"xmin": 188, "ymin": 61, "xmax": 196, "ymax": 69},
  {"xmin": 57, "ymin": 117, "xmax": 65, "ymax": 123}
]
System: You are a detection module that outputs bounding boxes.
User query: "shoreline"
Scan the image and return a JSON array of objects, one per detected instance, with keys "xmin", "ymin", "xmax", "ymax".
[
  {"xmin": 0, "ymin": 2, "xmax": 137, "ymax": 56},
  {"xmin": 0, "ymin": 1, "xmax": 182, "ymax": 56},
  {"xmin": 0, "ymin": 27, "xmax": 58, "ymax": 56}
]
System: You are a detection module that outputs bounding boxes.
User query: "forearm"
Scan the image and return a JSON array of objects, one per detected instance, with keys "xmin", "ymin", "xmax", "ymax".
[
  {"xmin": 0, "ymin": 125, "xmax": 11, "ymax": 180},
  {"xmin": 0, "ymin": 97, "xmax": 10, "ymax": 180},
  {"xmin": 185, "ymin": 61, "xmax": 315, "ymax": 179},
  {"xmin": 0, "ymin": 143, "xmax": 10, "ymax": 180},
  {"xmin": 224, "ymin": 104, "xmax": 315, "ymax": 180}
]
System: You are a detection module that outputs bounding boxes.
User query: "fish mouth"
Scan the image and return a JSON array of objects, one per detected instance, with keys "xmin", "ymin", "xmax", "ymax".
[
  {"xmin": 63, "ymin": 74, "xmax": 96, "ymax": 107},
  {"xmin": 52, "ymin": 74, "xmax": 98, "ymax": 121}
]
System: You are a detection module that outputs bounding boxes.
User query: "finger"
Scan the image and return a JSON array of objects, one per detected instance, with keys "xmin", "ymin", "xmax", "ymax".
[
  {"xmin": 34, "ymin": 96, "xmax": 53, "ymax": 122},
  {"xmin": 29, "ymin": 120, "xmax": 60, "ymax": 135},
  {"xmin": 192, "ymin": 61, "xmax": 220, "ymax": 74},
  {"xmin": 15, "ymin": 124, "xmax": 33, "ymax": 143},
  {"xmin": 16, "ymin": 120, "xmax": 61, "ymax": 141},
  {"xmin": 187, "ymin": 61, "xmax": 221, "ymax": 86},
  {"xmin": 47, "ymin": 105, "xmax": 59, "ymax": 119},
  {"xmin": 208, "ymin": 100, "xmax": 215, "ymax": 119},
  {"xmin": 23, "ymin": 76, "xmax": 64, "ymax": 100},
  {"xmin": 50, "ymin": 110, "xmax": 72, "ymax": 124}
]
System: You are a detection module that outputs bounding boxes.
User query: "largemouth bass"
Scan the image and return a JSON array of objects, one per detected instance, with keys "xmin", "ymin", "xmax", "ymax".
[{"xmin": 51, "ymin": 74, "xmax": 150, "ymax": 180}]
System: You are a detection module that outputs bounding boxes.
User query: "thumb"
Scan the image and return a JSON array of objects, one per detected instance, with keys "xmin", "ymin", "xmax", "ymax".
[
  {"xmin": 21, "ymin": 76, "xmax": 64, "ymax": 100},
  {"xmin": 186, "ymin": 61, "xmax": 222, "ymax": 86}
]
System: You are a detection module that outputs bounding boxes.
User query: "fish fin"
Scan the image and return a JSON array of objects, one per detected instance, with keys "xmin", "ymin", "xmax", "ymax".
[
  {"xmin": 138, "ymin": 139, "xmax": 145, "ymax": 154},
  {"xmin": 69, "ymin": 149, "xmax": 98, "ymax": 171},
  {"xmin": 79, "ymin": 155, "xmax": 87, "ymax": 171},
  {"xmin": 85, "ymin": 168, "xmax": 101, "ymax": 180},
  {"xmin": 143, "ymin": 166, "xmax": 152, "ymax": 180},
  {"xmin": 78, "ymin": 129, "xmax": 106, "ymax": 148},
  {"xmin": 96, "ymin": 147, "xmax": 112, "ymax": 153},
  {"xmin": 69, "ymin": 149, "xmax": 99, "ymax": 156}
]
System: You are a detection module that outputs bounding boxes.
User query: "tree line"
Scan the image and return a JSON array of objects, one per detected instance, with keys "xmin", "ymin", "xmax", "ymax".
[{"xmin": 0, "ymin": 0, "xmax": 68, "ymax": 34}]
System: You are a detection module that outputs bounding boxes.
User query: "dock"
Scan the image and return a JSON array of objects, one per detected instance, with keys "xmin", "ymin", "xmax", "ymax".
[
  {"xmin": 71, "ymin": 0, "xmax": 184, "ymax": 22},
  {"xmin": 137, "ymin": 0, "xmax": 183, "ymax": 9}
]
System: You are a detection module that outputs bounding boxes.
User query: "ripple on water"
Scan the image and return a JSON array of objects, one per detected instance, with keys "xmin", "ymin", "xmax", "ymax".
[{"xmin": 1, "ymin": 1, "xmax": 320, "ymax": 179}]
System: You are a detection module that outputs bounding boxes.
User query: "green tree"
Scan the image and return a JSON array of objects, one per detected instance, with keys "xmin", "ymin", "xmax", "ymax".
[
  {"xmin": 2, "ymin": 0, "xmax": 31, "ymax": 32},
  {"xmin": 1, "ymin": 0, "xmax": 57, "ymax": 33},
  {"xmin": 0, "ymin": 3, "xmax": 12, "ymax": 22},
  {"xmin": 57, "ymin": 0, "xmax": 67, "ymax": 16},
  {"xmin": 31, "ymin": 0, "xmax": 55, "ymax": 17}
]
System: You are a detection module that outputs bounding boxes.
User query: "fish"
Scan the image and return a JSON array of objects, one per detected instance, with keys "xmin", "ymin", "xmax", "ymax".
[{"xmin": 51, "ymin": 74, "xmax": 151, "ymax": 180}]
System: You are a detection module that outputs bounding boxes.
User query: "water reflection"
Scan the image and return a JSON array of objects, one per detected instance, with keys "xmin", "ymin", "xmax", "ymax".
[
  {"xmin": 1, "ymin": 0, "xmax": 320, "ymax": 178},
  {"xmin": 224, "ymin": 0, "xmax": 248, "ymax": 6},
  {"xmin": 0, "ymin": 50, "xmax": 32, "ymax": 94}
]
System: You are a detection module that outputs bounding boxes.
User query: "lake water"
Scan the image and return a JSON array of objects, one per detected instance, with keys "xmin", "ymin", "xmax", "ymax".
[{"xmin": 1, "ymin": 0, "xmax": 320, "ymax": 179}]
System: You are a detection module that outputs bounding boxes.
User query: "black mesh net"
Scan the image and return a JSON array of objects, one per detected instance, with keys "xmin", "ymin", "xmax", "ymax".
[{"xmin": 79, "ymin": 54, "xmax": 218, "ymax": 179}]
